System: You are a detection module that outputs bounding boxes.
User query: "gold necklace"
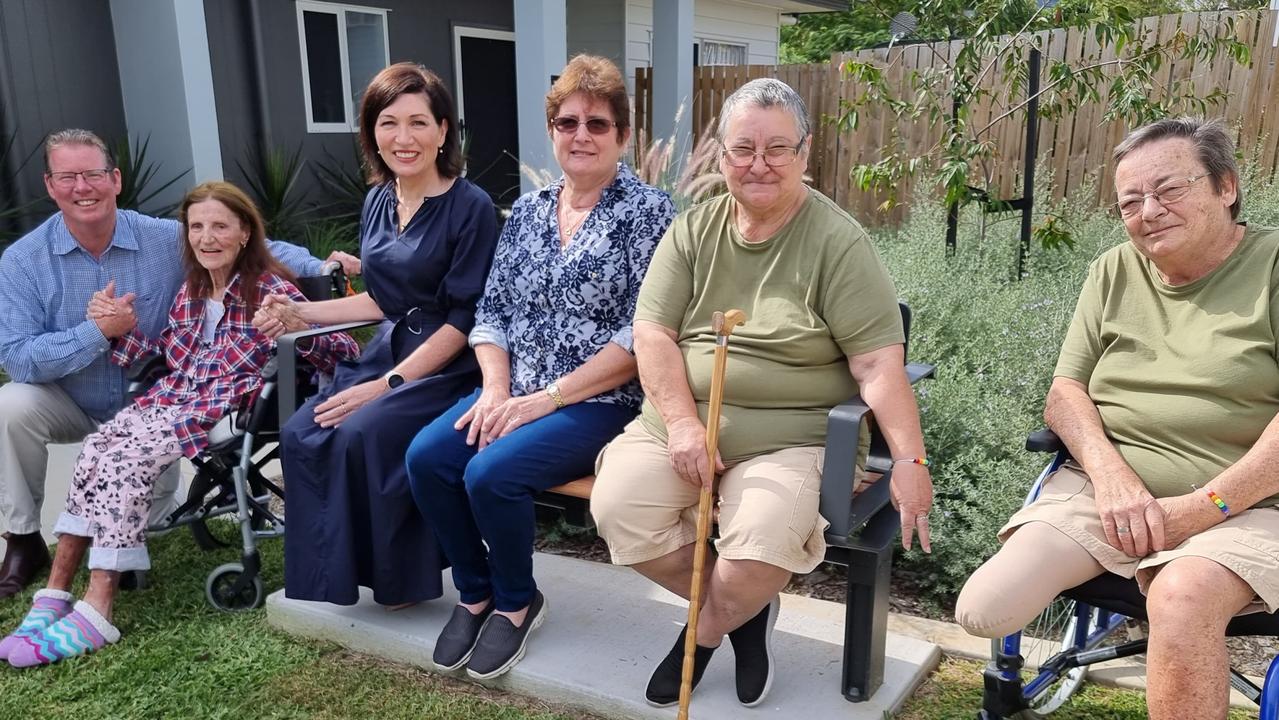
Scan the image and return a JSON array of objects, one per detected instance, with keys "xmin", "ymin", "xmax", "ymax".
[{"xmin": 559, "ymin": 202, "xmax": 592, "ymax": 241}]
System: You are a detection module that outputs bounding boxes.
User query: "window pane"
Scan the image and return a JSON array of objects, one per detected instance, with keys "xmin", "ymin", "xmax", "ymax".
[
  {"xmin": 345, "ymin": 12, "xmax": 386, "ymax": 113},
  {"xmin": 700, "ymin": 41, "xmax": 746, "ymax": 66},
  {"xmin": 303, "ymin": 11, "xmax": 345, "ymax": 124}
]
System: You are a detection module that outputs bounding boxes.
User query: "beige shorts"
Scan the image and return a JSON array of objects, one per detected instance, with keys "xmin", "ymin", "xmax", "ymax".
[
  {"xmin": 1001, "ymin": 462, "xmax": 1279, "ymax": 614},
  {"xmin": 590, "ymin": 420, "xmax": 830, "ymax": 574}
]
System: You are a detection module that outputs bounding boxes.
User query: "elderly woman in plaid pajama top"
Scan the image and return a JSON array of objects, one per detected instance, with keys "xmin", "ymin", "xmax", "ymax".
[{"xmin": 0, "ymin": 181, "xmax": 358, "ymax": 668}]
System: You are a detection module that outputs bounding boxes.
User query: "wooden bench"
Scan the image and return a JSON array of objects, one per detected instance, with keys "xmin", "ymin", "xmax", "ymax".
[{"xmin": 280, "ymin": 303, "xmax": 933, "ymax": 704}]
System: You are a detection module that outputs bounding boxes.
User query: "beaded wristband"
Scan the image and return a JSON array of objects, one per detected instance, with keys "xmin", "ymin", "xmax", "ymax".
[
  {"xmin": 892, "ymin": 457, "xmax": 931, "ymax": 468},
  {"xmin": 1204, "ymin": 488, "xmax": 1230, "ymax": 516}
]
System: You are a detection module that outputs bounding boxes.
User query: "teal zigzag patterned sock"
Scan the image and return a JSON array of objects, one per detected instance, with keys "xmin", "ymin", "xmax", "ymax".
[
  {"xmin": 0, "ymin": 589, "xmax": 74, "ymax": 661},
  {"xmin": 7, "ymin": 600, "xmax": 120, "ymax": 668}
]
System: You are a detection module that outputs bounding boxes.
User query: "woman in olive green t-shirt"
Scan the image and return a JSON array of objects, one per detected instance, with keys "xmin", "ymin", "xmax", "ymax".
[
  {"xmin": 591, "ymin": 78, "xmax": 933, "ymax": 708},
  {"xmin": 957, "ymin": 117, "xmax": 1279, "ymax": 720}
]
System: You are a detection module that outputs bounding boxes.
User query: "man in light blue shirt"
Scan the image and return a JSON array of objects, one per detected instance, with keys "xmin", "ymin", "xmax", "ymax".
[{"xmin": 0, "ymin": 129, "xmax": 354, "ymax": 597}]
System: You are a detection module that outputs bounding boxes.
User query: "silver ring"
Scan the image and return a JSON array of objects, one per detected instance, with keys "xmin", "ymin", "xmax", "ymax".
[{"xmin": 1116, "ymin": 526, "xmax": 1130, "ymax": 535}]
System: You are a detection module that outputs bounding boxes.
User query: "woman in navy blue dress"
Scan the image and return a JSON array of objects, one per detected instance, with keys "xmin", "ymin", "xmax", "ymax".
[{"xmin": 256, "ymin": 63, "xmax": 497, "ymax": 606}]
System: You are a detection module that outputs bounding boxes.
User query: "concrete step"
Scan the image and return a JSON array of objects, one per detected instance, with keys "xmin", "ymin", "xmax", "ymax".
[{"xmin": 267, "ymin": 552, "xmax": 940, "ymax": 720}]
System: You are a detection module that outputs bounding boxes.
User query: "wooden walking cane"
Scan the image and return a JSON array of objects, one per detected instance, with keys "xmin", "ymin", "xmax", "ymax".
[{"xmin": 678, "ymin": 309, "xmax": 747, "ymax": 720}]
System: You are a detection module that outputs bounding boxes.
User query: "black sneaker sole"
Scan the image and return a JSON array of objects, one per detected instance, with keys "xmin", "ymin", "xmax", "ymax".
[
  {"xmin": 466, "ymin": 597, "xmax": 548, "ymax": 680},
  {"xmin": 434, "ymin": 613, "xmax": 492, "ymax": 672}
]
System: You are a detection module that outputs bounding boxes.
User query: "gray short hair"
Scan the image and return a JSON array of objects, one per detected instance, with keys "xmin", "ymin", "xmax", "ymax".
[
  {"xmin": 43, "ymin": 128, "xmax": 115, "ymax": 173},
  {"xmin": 716, "ymin": 78, "xmax": 811, "ymax": 144},
  {"xmin": 1113, "ymin": 117, "xmax": 1241, "ymax": 220}
]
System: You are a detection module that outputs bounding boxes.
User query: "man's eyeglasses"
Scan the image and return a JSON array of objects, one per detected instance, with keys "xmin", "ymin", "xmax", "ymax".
[
  {"xmin": 47, "ymin": 169, "xmax": 113, "ymax": 189},
  {"xmin": 550, "ymin": 117, "xmax": 618, "ymax": 135},
  {"xmin": 720, "ymin": 138, "xmax": 806, "ymax": 168},
  {"xmin": 1114, "ymin": 174, "xmax": 1208, "ymax": 218}
]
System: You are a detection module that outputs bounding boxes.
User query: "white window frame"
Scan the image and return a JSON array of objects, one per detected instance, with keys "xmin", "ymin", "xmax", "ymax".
[
  {"xmin": 451, "ymin": 26, "xmax": 516, "ymax": 132},
  {"xmin": 296, "ymin": 0, "xmax": 391, "ymax": 133}
]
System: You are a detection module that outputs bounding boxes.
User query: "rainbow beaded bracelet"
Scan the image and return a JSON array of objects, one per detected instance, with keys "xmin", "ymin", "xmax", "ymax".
[
  {"xmin": 1203, "ymin": 488, "xmax": 1230, "ymax": 516},
  {"xmin": 892, "ymin": 457, "xmax": 931, "ymax": 468}
]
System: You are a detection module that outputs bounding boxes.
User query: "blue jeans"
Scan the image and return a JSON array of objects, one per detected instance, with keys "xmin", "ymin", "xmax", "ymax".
[{"xmin": 405, "ymin": 388, "xmax": 634, "ymax": 611}]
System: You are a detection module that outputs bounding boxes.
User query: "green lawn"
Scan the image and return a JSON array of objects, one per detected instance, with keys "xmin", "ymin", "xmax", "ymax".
[
  {"xmin": 0, "ymin": 529, "xmax": 1261, "ymax": 719},
  {"xmin": 0, "ymin": 530, "xmax": 597, "ymax": 720}
]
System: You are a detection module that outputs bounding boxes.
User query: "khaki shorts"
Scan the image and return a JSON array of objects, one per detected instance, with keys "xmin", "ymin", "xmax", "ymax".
[
  {"xmin": 590, "ymin": 420, "xmax": 830, "ymax": 574},
  {"xmin": 1001, "ymin": 462, "xmax": 1279, "ymax": 614}
]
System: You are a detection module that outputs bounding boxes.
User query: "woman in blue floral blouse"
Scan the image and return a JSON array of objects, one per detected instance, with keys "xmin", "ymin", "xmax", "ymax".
[{"xmin": 405, "ymin": 55, "xmax": 675, "ymax": 679}]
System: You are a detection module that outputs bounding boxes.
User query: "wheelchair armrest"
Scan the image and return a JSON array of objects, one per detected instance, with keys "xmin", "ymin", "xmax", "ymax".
[
  {"xmin": 277, "ymin": 321, "xmax": 379, "ymax": 424},
  {"xmin": 1026, "ymin": 427, "xmax": 1065, "ymax": 454},
  {"xmin": 125, "ymin": 351, "xmax": 168, "ymax": 384},
  {"xmin": 905, "ymin": 362, "xmax": 935, "ymax": 384}
]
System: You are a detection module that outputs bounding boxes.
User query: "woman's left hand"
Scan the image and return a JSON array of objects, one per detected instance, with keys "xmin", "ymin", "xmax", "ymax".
[
  {"xmin": 890, "ymin": 462, "xmax": 933, "ymax": 553},
  {"xmin": 313, "ymin": 379, "xmax": 388, "ymax": 428},
  {"xmin": 1154, "ymin": 493, "xmax": 1224, "ymax": 549},
  {"xmin": 480, "ymin": 392, "xmax": 559, "ymax": 447}
]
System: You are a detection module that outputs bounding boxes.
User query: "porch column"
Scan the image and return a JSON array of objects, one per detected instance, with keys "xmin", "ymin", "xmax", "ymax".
[
  {"xmin": 651, "ymin": 0, "xmax": 694, "ymax": 161},
  {"xmin": 109, "ymin": 0, "xmax": 223, "ymax": 210},
  {"xmin": 514, "ymin": 0, "xmax": 567, "ymax": 193}
]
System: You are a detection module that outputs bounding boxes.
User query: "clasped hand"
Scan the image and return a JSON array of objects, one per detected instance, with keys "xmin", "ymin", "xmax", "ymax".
[
  {"xmin": 454, "ymin": 386, "xmax": 557, "ymax": 449},
  {"xmin": 252, "ymin": 294, "xmax": 308, "ymax": 339},
  {"xmin": 85, "ymin": 280, "xmax": 137, "ymax": 339}
]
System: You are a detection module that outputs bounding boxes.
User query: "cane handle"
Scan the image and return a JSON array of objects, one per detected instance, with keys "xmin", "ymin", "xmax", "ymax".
[{"xmin": 711, "ymin": 309, "xmax": 746, "ymax": 338}]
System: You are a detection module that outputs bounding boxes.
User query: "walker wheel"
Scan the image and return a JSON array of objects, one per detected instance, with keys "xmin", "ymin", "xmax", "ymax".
[{"xmin": 205, "ymin": 563, "xmax": 265, "ymax": 612}]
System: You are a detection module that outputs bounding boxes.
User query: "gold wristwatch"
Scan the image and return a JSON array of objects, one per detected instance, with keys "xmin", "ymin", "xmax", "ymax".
[{"xmin": 545, "ymin": 381, "xmax": 565, "ymax": 409}]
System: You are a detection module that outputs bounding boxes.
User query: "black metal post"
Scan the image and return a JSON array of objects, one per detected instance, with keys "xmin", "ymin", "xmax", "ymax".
[{"xmin": 1017, "ymin": 47, "xmax": 1042, "ymax": 278}]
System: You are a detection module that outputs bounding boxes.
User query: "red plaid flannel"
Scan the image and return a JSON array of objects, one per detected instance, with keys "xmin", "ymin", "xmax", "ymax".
[{"xmin": 113, "ymin": 272, "xmax": 360, "ymax": 457}]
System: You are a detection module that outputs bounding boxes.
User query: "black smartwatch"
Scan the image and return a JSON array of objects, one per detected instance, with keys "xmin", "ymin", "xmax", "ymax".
[{"xmin": 384, "ymin": 371, "xmax": 406, "ymax": 389}]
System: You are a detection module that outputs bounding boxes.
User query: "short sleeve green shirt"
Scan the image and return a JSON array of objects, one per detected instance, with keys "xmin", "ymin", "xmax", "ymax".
[
  {"xmin": 1055, "ymin": 225, "xmax": 1279, "ymax": 503},
  {"xmin": 635, "ymin": 187, "xmax": 904, "ymax": 463}
]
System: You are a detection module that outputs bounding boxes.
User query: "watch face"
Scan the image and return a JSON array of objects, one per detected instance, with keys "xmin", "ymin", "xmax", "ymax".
[{"xmin": 387, "ymin": 372, "xmax": 405, "ymax": 389}]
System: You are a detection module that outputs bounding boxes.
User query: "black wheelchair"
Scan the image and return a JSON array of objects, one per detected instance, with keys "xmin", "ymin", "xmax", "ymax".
[
  {"xmin": 126, "ymin": 266, "xmax": 349, "ymax": 612},
  {"xmin": 977, "ymin": 428, "xmax": 1279, "ymax": 719}
]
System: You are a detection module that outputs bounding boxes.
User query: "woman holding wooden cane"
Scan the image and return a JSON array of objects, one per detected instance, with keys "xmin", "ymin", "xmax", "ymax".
[{"xmin": 591, "ymin": 78, "xmax": 934, "ymax": 708}]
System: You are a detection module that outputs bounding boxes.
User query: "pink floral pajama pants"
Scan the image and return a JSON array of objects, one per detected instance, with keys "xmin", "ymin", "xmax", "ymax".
[{"xmin": 53, "ymin": 403, "xmax": 185, "ymax": 572}]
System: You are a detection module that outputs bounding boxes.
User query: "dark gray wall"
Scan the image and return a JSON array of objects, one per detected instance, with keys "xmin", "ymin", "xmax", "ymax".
[
  {"xmin": 205, "ymin": 0, "xmax": 514, "ymax": 206},
  {"xmin": 0, "ymin": 0, "xmax": 127, "ymax": 226}
]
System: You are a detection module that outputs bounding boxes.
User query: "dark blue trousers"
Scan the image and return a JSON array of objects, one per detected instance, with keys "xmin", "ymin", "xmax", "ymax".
[{"xmin": 405, "ymin": 388, "xmax": 634, "ymax": 612}]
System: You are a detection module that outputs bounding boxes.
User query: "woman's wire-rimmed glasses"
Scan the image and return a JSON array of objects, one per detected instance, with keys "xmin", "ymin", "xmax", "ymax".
[
  {"xmin": 720, "ymin": 137, "xmax": 807, "ymax": 168},
  {"xmin": 1114, "ymin": 174, "xmax": 1208, "ymax": 218},
  {"xmin": 550, "ymin": 117, "xmax": 619, "ymax": 135}
]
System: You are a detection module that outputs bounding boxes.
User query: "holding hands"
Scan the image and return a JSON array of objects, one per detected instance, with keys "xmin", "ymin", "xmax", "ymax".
[
  {"xmin": 253, "ymin": 294, "xmax": 309, "ymax": 339},
  {"xmin": 1094, "ymin": 466, "xmax": 1166, "ymax": 557},
  {"xmin": 453, "ymin": 385, "xmax": 558, "ymax": 450},
  {"xmin": 86, "ymin": 280, "xmax": 138, "ymax": 339}
]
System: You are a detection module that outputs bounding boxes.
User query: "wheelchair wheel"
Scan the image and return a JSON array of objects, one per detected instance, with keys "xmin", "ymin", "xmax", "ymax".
[
  {"xmin": 205, "ymin": 563, "xmax": 265, "ymax": 612},
  {"xmin": 1016, "ymin": 599, "xmax": 1095, "ymax": 714}
]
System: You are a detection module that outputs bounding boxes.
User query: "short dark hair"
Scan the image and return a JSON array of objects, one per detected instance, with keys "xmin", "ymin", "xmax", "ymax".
[
  {"xmin": 1113, "ymin": 117, "xmax": 1242, "ymax": 220},
  {"xmin": 357, "ymin": 63, "xmax": 463, "ymax": 185},
  {"xmin": 44, "ymin": 129, "xmax": 115, "ymax": 173},
  {"xmin": 545, "ymin": 55, "xmax": 630, "ymax": 142}
]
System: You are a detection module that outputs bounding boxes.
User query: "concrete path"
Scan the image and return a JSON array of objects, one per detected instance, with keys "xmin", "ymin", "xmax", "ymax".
[{"xmin": 267, "ymin": 552, "xmax": 941, "ymax": 720}]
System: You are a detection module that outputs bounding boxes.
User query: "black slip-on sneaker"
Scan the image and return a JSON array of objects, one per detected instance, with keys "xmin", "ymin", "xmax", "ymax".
[
  {"xmin": 465, "ymin": 591, "xmax": 546, "ymax": 680},
  {"xmin": 433, "ymin": 602, "xmax": 495, "ymax": 671},
  {"xmin": 645, "ymin": 625, "xmax": 717, "ymax": 707},
  {"xmin": 727, "ymin": 594, "xmax": 779, "ymax": 706}
]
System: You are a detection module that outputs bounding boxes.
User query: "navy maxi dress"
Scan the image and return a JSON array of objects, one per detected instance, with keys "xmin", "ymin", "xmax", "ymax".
[{"xmin": 282, "ymin": 178, "xmax": 497, "ymax": 605}]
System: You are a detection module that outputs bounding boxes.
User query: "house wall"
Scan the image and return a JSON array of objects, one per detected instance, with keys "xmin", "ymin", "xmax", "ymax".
[
  {"xmin": 204, "ymin": 0, "xmax": 514, "ymax": 211},
  {"xmin": 0, "ymin": 0, "xmax": 128, "ymax": 218},
  {"xmin": 566, "ymin": 0, "xmax": 626, "ymax": 70},
  {"xmin": 625, "ymin": 0, "xmax": 782, "ymax": 87}
]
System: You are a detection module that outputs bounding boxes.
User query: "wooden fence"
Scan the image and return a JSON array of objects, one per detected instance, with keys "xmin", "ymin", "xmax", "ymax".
[{"xmin": 635, "ymin": 10, "xmax": 1279, "ymax": 224}]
